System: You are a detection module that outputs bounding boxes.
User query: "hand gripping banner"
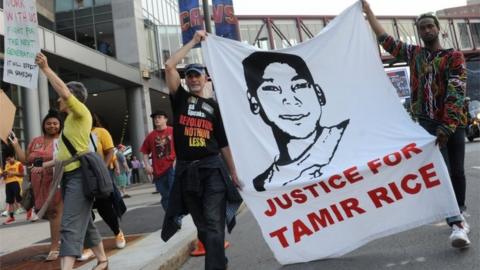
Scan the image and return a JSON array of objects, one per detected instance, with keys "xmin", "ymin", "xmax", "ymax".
[{"xmin": 202, "ymin": 1, "xmax": 460, "ymax": 264}]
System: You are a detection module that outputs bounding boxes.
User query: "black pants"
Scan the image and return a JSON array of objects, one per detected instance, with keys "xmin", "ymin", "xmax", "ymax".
[
  {"xmin": 419, "ymin": 119, "xmax": 467, "ymax": 211},
  {"xmin": 183, "ymin": 168, "xmax": 227, "ymax": 270},
  {"xmin": 131, "ymin": 169, "xmax": 139, "ymax": 183}
]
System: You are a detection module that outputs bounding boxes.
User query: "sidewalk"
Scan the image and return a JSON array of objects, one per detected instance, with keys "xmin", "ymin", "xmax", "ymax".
[{"xmin": 0, "ymin": 183, "xmax": 198, "ymax": 270}]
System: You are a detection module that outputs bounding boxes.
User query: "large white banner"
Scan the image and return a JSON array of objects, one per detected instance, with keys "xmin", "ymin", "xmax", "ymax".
[
  {"xmin": 3, "ymin": 0, "xmax": 39, "ymax": 89},
  {"xmin": 203, "ymin": 1, "xmax": 460, "ymax": 265}
]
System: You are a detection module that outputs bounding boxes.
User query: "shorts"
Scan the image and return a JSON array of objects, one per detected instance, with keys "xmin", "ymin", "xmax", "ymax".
[
  {"xmin": 5, "ymin": 182, "xmax": 22, "ymax": 204},
  {"xmin": 115, "ymin": 173, "xmax": 128, "ymax": 188}
]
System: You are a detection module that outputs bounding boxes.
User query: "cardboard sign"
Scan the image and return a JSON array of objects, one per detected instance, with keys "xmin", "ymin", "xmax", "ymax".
[{"xmin": 0, "ymin": 90, "xmax": 17, "ymax": 143}]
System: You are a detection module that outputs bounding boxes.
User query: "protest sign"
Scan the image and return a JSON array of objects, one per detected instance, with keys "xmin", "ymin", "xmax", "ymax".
[
  {"xmin": 2, "ymin": 0, "xmax": 40, "ymax": 89},
  {"xmin": 0, "ymin": 90, "xmax": 17, "ymax": 143},
  {"xmin": 386, "ymin": 67, "xmax": 411, "ymax": 98},
  {"xmin": 202, "ymin": 2, "xmax": 459, "ymax": 264}
]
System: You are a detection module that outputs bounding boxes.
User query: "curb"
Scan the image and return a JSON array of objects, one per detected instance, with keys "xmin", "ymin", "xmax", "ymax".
[{"xmin": 76, "ymin": 216, "xmax": 197, "ymax": 270}]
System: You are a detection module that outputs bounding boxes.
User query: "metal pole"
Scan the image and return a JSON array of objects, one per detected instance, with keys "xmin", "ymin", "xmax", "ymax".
[{"xmin": 202, "ymin": 0, "xmax": 212, "ymax": 33}]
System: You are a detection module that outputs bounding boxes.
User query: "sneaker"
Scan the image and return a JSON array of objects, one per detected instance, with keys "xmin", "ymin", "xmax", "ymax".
[
  {"xmin": 122, "ymin": 194, "xmax": 131, "ymax": 198},
  {"xmin": 1, "ymin": 210, "xmax": 8, "ymax": 217},
  {"xmin": 15, "ymin": 208, "xmax": 25, "ymax": 215},
  {"xmin": 450, "ymin": 224, "xmax": 471, "ymax": 248},
  {"xmin": 77, "ymin": 248, "xmax": 95, "ymax": 261},
  {"xmin": 463, "ymin": 220, "xmax": 470, "ymax": 234},
  {"xmin": 115, "ymin": 231, "xmax": 126, "ymax": 249},
  {"xmin": 26, "ymin": 209, "xmax": 32, "ymax": 221},
  {"xmin": 3, "ymin": 216, "xmax": 15, "ymax": 225},
  {"xmin": 30, "ymin": 212, "xmax": 39, "ymax": 222}
]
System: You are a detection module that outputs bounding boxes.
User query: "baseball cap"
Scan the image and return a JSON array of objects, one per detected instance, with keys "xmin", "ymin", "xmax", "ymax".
[
  {"xmin": 185, "ymin": 63, "xmax": 206, "ymax": 76},
  {"xmin": 150, "ymin": 110, "xmax": 168, "ymax": 118}
]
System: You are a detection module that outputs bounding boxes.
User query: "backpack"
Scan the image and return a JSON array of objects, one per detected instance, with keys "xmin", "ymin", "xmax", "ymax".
[{"xmin": 62, "ymin": 133, "xmax": 113, "ymax": 199}]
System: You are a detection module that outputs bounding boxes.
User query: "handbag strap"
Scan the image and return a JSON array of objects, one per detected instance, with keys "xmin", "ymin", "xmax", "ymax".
[
  {"xmin": 61, "ymin": 132, "xmax": 78, "ymax": 157},
  {"xmin": 90, "ymin": 134, "xmax": 97, "ymax": 153}
]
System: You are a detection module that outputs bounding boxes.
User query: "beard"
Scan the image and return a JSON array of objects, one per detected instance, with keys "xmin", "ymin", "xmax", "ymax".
[{"xmin": 421, "ymin": 34, "xmax": 439, "ymax": 47}]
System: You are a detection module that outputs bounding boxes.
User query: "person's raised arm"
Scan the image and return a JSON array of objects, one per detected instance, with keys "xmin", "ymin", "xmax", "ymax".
[
  {"xmin": 35, "ymin": 52, "xmax": 71, "ymax": 100},
  {"xmin": 8, "ymin": 132, "xmax": 26, "ymax": 163},
  {"xmin": 362, "ymin": 0, "xmax": 386, "ymax": 37},
  {"xmin": 164, "ymin": 30, "xmax": 207, "ymax": 95}
]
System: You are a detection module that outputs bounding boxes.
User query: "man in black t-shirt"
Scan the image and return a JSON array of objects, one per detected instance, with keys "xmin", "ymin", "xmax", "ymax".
[{"xmin": 161, "ymin": 30, "xmax": 242, "ymax": 270}]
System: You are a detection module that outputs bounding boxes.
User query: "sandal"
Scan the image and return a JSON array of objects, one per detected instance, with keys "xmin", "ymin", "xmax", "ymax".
[
  {"xmin": 92, "ymin": 260, "xmax": 108, "ymax": 270},
  {"xmin": 45, "ymin": 250, "xmax": 59, "ymax": 261}
]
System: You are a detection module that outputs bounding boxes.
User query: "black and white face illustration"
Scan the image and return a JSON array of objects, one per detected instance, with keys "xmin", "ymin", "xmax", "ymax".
[
  {"xmin": 242, "ymin": 51, "xmax": 347, "ymax": 192},
  {"xmin": 244, "ymin": 52, "xmax": 326, "ymax": 141},
  {"xmin": 253, "ymin": 63, "xmax": 323, "ymax": 139}
]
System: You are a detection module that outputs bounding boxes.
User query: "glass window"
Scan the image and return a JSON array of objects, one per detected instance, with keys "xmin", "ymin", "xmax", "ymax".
[
  {"xmin": 145, "ymin": 22, "xmax": 159, "ymax": 71},
  {"xmin": 397, "ymin": 19, "xmax": 419, "ymax": 45},
  {"xmin": 95, "ymin": 0, "xmax": 111, "ymax": 6},
  {"xmin": 57, "ymin": 28, "xmax": 76, "ymax": 40},
  {"xmin": 470, "ymin": 20, "xmax": 480, "ymax": 48},
  {"xmin": 96, "ymin": 22, "xmax": 115, "ymax": 56},
  {"xmin": 455, "ymin": 20, "xmax": 472, "ymax": 49},
  {"xmin": 438, "ymin": 19, "xmax": 456, "ymax": 49},
  {"xmin": 76, "ymin": 25, "xmax": 96, "ymax": 49},
  {"xmin": 301, "ymin": 19, "xmax": 324, "ymax": 40},
  {"xmin": 271, "ymin": 20, "xmax": 300, "ymax": 49},
  {"xmin": 74, "ymin": 0, "xmax": 94, "ymax": 9},
  {"xmin": 56, "ymin": 0, "xmax": 74, "ymax": 12},
  {"xmin": 239, "ymin": 20, "xmax": 270, "ymax": 49}
]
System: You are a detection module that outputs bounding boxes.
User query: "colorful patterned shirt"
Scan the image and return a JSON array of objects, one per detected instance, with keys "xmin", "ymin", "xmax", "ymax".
[{"xmin": 379, "ymin": 34, "xmax": 467, "ymax": 135}]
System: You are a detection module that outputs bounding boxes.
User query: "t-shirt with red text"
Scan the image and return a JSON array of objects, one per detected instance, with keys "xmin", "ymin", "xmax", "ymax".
[
  {"xmin": 140, "ymin": 127, "xmax": 176, "ymax": 177},
  {"xmin": 170, "ymin": 86, "xmax": 228, "ymax": 161}
]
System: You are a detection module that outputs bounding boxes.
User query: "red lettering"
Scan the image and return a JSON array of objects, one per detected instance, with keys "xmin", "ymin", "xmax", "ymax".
[
  {"xmin": 344, "ymin": 166, "xmax": 363, "ymax": 184},
  {"xmin": 368, "ymin": 158, "xmax": 382, "ymax": 174},
  {"xmin": 388, "ymin": 182, "xmax": 404, "ymax": 200},
  {"xmin": 318, "ymin": 180, "xmax": 331, "ymax": 193},
  {"xmin": 303, "ymin": 184, "xmax": 320, "ymax": 198},
  {"xmin": 224, "ymin": 6, "xmax": 237, "ymax": 24},
  {"xmin": 330, "ymin": 204, "xmax": 344, "ymax": 221},
  {"xmin": 264, "ymin": 198, "xmax": 276, "ymax": 217},
  {"xmin": 401, "ymin": 174, "xmax": 421, "ymax": 194},
  {"xmin": 383, "ymin": 152, "xmax": 402, "ymax": 166},
  {"xmin": 190, "ymin": 8, "xmax": 203, "ymax": 26},
  {"xmin": 418, "ymin": 163, "xmax": 441, "ymax": 188},
  {"xmin": 328, "ymin": 174, "xmax": 345, "ymax": 189},
  {"xmin": 293, "ymin": 219, "xmax": 313, "ymax": 243},
  {"xmin": 180, "ymin": 11, "xmax": 190, "ymax": 31},
  {"xmin": 212, "ymin": 4, "xmax": 224, "ymax": 23},
  {"xmin": 307, "ymin": 209, "xmax": 334, "ymax": 232},
  {"xmin": 273, "ymin": 194, "xmax": 292, "ymax": 210},
  {"xmin": 401, "ymin": 143, "xmax": 422, "ymax": 159},
  {"xmin": 270, "ymin": 227, "xmax": 289, "ymax": 248},
  {"xmin": 291, "ymin": 189, "xmax": 307, "ymax": 204},
  {"xmin": 339, "ymin": 198, "xmax": 366, "ymax": 218},
  {"xmin": 368, "ymin": 187, "xmax": 394, "ymax": 208}
]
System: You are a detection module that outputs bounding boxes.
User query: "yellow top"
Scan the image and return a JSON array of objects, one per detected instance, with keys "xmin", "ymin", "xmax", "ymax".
[
  {"xmin": 57, "ymin": 94, "xmax": 92, "ymax": 172},
  {"xmin": 4, "ymin": 161, "xmax": 24, "ymax": 184},
  {"xmin": 92, "ymin": 127, "xmax": 114, "ymax": 162}
]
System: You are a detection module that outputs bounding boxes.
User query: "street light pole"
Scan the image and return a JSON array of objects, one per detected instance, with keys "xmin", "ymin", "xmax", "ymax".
[{"xmin": 202, "ymin": 0, "xmax": 212, "ymax": 33}]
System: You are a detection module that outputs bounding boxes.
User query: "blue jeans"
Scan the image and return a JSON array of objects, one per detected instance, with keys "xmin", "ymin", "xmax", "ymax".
[
  {"xmin": 154, "ymin": 167, "xmax": 175, "ymax": 211},
  {"xmin": 419, "ymin": 119, "xmax": 466, "ymax": 225}
]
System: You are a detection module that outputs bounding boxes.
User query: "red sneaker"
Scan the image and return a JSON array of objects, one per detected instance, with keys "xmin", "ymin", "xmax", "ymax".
[{"xmin": 3, "ymin": 216, "xmax": 15, "ymax": 225}]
